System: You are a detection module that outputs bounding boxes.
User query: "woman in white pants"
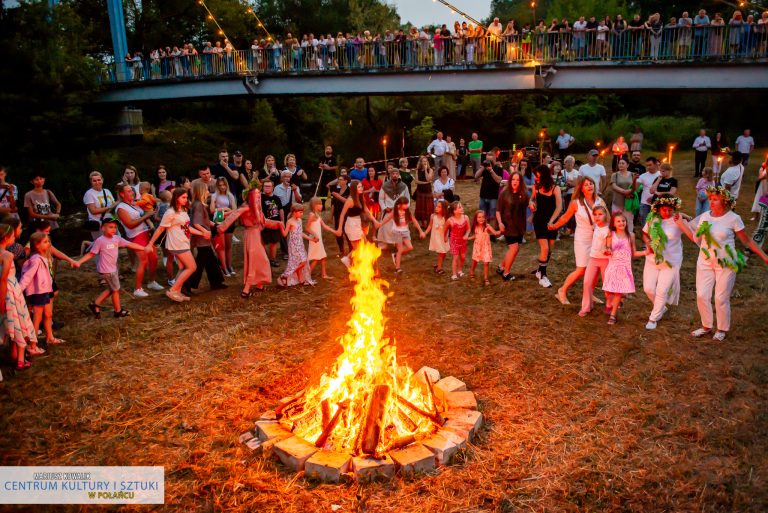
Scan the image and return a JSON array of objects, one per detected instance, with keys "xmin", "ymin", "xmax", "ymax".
[
  {"xmin": 641, "ymin": 195, "xmax": 693, "ymax": 330},
  {"xmin": 689, "ymin": 186, "xmax": 768, "ymax": 341}
]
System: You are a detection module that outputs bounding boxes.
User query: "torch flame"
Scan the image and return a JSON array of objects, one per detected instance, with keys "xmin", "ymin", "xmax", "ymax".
[{"xmin": 282, "ymin": 241, "xmax": 435, "ymax": 454}]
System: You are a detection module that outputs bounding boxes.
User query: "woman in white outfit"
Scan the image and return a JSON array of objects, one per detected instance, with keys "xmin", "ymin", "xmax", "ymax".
[
  {"xmin": 548, "ymin": 176, "xmax": 604, "ymax": 305},
  {"xmin": 688, "ymin": 186, "xmax": 768, "ymax": 341},
  {"xmin": 641, "ymin": 195, "xmax": 694, "ymax": 330}
]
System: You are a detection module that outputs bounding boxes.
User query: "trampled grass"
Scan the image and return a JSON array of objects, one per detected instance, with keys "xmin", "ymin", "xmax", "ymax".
[{"xmin": 1, "ymin": 152, "xmax": 766, "ymax": 512}]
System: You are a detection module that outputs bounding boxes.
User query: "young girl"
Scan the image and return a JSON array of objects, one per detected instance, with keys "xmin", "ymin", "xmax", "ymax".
[
  {"xmin": 334, "ymin": 180, "xmax": 373, "ymax": 267},
  {"xmin": 424, "ymin": 200, "xmax": 450, "ymax": 274},
  {"xmin": 695, "ymin": 167, "xmax": 715, "ymax": 217},
  {"xmin": 0, "ymin": 223, "xmax": 37, "ymax": 369},
  {"xmin": 379, "ymin": 196, "xmax": 425, "ymax": 273},
  {"xmin": 210, "ymin": 177, "xmax": 237, "ymax": 276},
  {"xmin": 307, "ymin": 197, "xmax": 330, "ymax": 280},
  {"xmin": 468, "ymin": 210, "xmax": 500, "ymax": 285},
  {"xmin": 444, "ymin": 201, "xmax": 470, "ymax": 280},
  {"xmin": 278, "ymin": 203, "xmax": 315, "ymax": 286},
  {"xmin": 578, "ymin": 205, "xmax": 611, "ymax": 317},
  {"xmin": 602, "ymin": 212, "xmax": 649, "ymax": 324},
  {"xmin": 147, "ymin": 188, "xmax": 207, "ymax": 302},
  {"xmin": 18, "ymin": 232, "xmax": 63, "ymax": 347}
]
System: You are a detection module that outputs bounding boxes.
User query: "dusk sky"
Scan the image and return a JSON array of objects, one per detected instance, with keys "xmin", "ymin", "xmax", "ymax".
[{"xmin": 391, "ymin": 0, "xmax": 491, "ymax": 28}]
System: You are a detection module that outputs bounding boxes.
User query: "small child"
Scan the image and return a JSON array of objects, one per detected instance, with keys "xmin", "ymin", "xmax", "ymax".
[
  {"xmin": 278, "ymin": 203, "xmax": 315, "ymax": 287},
  {"xmin": 579, "ymin": 205, "xmax": 611, "ymax": 317},
  {"xmin": 306, "ymin": 197, "xmax": 330, "ymax": 280},
  {"xmin": 424, "ymin": 200, "xmax": 450, "ymax": 275},
  {"xmin": 154, "ymin": 190, "xmax": 176, "ymax": 282},
  {"xmin": 135, "ymin": 181, "xmax": 158, "ymax": 213},
  {"xmin": 444, "ymin": 201, "xmax": 470, "ymax": 281},
  {"xmin": 695, "ymin": 167, "xmax": 715, "ymax": 217},
  {"xmin": 0, "ymin": 216, "xmax": 26, "ymax": 280},
  {"xmin": 467, "ymin": 210, "xmax": 500, "ymax": 286},
  {"xmin": 379, "ymin": 196, "xmax": 425, "ymax": 273},
  {"xmin": 18, "ymin": 232, "xmax": 63, "ymax": 347},
  {"xmin": 602, "ymin": 212, "xmax": 648, "ymax": 324},
  {"xmin": 78, "ymin": 218, "xmax": 147, "ymax": 318},
  {"xmin": 0, "ymin": 223, "xmax": 38, "ymax": 369}
]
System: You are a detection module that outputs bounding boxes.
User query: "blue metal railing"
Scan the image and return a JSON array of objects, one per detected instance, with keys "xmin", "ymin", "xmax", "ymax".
[{"xmin": 104, "ymin": 25, "xmax": 768, "ymax": 84}]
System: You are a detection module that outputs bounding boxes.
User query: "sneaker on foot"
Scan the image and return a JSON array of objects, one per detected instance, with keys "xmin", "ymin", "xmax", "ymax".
[
  {"xmin": 133, "ymin": 288, "xmax": 149, "ymax": 298},
  {"xmin": 167, "ymin": 278, "xmax": 176, "ymax": 286},
  {"xmin": 451, "ymin": 274, "xmax": 458, "ymax": 281},
  {"xmin": 691, "ymin": 327, "xmax": 712, "ymax": 337},
  {"xmin": 232, "ymin": 235, "xmax": 240, "ymax": 243},
  {"xmin": 539, "ymin": 276, "xmax": 552, "ymax": 288},
  {"xmin": 645, "ymin": 321, "xmax": 657, "ymax": 330},
  {"xmin": 228, "ymin": 268, "xmax": 236, "ymax": 276},
  {"xmin": 534, "ymin": 270, "xmax": 542, "ymax": 280},
  {"xmin": 146, "ymin": 281, "xmax": 164, "ymax": 291},
  {"xmin": 503, "ymin": 273, "xmax": 515, "ymax": 281},
  {"xmin": 712, "ymin": 331, "xmax": 727, "ymax": 341}
]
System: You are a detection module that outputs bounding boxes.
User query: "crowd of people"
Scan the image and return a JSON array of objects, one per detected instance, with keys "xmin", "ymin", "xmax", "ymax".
[
  {"xmin": 117, "ymin": 8, "xmax": 768, "ymax": 81},
  {"xmin": 0, "ymin": 126, "xmax": 767, "ymax": 374}
]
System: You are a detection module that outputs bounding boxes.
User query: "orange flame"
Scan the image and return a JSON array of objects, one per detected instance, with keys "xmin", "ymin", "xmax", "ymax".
[{"xmin": 284, "ymin": 241, "xmax": 435, "ymax": 454}]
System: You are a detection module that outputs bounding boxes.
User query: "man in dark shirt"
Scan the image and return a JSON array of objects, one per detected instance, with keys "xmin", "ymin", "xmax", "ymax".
[
  {"xmin": 260, "ymin": 180, "xmax": 284, "ymax": 267},
  {"xmin": 226, "ymin": 150, "xmax": 246, "ymax": 202},
  {"xmin": 474, "ymin": 156, "xmax": 503, "ymax": 233},
  {"xmin": 627, "ymin": 150, "xmax": 646, "ymax": 176},
  {"xmin": 209, "ymin": 149, "xmax": 230, "ymax": 182},
  {"xmin": 628, "ymin": 14, "xmax": 645, "ymax": 57},
  {"xmin": 317, "ymin": 145, "xmax": 338, "ymax": 209}
]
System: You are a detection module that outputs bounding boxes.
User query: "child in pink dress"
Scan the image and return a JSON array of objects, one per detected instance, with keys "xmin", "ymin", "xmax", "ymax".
[
  {"xmin": 602, "ymin": 212, "xmax": 649, "ymax": 324},
  {"xmin": 467, "ymin": 210, "xmax": 500, "ymax": 285}
]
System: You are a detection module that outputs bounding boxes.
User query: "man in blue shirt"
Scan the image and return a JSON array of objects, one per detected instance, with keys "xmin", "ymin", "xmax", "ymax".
[{"xmin": 348, "ymin": 157, "xmax": 368, "ymax": 181}]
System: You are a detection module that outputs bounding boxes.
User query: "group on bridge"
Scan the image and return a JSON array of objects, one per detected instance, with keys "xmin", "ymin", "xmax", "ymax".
[{"xmin": 110, "ymin": 9, "xmax": 768, "ymax": 83}]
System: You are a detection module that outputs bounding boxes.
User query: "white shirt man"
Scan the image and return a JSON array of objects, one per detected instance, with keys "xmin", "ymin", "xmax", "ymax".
[
  {"xmin": 578, "ymin": 150, "xmax": 606, "ymax": 193},
  {"xmin": 692, "ymin": 129, "xmax": 711, "ymax": 177},
  {"xmin": 427, "ymin": 132, "xmax": 450, "ymax": 169},
  {"xmin": 488, "ymin": 18, "xmax": 503, "ymax": 36},
  {"xmin": 555, "ymin": 130, "xmax": 575, "ymax": 159},
  {"xmin": 734, "ymin": 130, "xmax": 755, "ymax": 166}
]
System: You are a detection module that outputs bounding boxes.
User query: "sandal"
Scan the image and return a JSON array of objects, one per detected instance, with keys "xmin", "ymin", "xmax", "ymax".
[
  {"xmin": 278, "ymin": 276, "xmax": 288, "ymax": 287},
  {"xmin": 113, "ymin": 309, "xmax": 130, "ymax": 318},
  {"xmin": 88, "ymin": 302, "xmax": 101, "ymax": 319},
  {"xmin": 47, "ymin": 338, "xmax": 66, "ymax": 345},
  {"xmin": 607, "ymin": 315, "xmax": 617, "ymax": 325}
]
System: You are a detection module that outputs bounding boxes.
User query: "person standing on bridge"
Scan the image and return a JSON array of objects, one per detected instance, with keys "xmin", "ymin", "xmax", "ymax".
[
  {"xmin": 427, "ymin": 132, "xmax": 450, "ymax": 171},
  {"xmin": 692, "ymin": 129, "xmax": 712, "ymax": 178}
]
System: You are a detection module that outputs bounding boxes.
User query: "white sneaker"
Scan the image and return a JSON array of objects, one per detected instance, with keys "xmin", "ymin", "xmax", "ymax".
[
  {"xmin": 167, "ymin": 279, "xmax": 176, "ymax": 286},
  {"xmin": 146, "ymin": 281, "xmax": 164, "ymax": 291},
  {"xmin": 162, "ymin": 257, "xmax": 168, "ymax": 267},
  {"xmin": 534, "ymin": 270, "xmax": 542, "ymax": 280},
  {"xmin": 539, "ymin": 276, "xmax": 552, "ymax": 288},
  {"xmin": 232, "ymin": 235, "xmax": 240, "ymax": 244},
  {"xmin": 340, "ymin": 256, "xmax": 351, "ymax": 268},
  {"xmin": 133, "ymin": 288, "xmax": 149, "ymax": 298},
  {"xmin": 645, "ymin": 321, "xmax": 657, "ymax": 330}
]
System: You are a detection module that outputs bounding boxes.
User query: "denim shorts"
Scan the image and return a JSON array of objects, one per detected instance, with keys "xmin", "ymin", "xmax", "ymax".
[{"xmin": 478, "ymin": 198, "xmax": 498, "ymax": 218}]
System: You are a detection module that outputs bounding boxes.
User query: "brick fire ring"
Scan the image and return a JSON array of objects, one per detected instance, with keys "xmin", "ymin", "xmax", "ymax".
[{"xmin": 239, "ymin": 367, "xmax": 483, "ymax": 483}]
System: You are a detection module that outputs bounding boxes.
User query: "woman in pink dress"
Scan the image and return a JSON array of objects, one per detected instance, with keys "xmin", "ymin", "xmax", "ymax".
[{"xmin": 218, "ymin": 185, "xmax": 282, "ymax": 297}]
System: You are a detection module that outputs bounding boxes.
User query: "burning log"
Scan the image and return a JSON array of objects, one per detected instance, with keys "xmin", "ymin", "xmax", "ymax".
[
  {"xmin": 315, "ymin": 402, "xmax": 348, "ymax": 448},
  {"xmin": 374, "ymin": 434, "xmax": 415, "ymax": 459},
  {"xmin": 321, "ymin": 399, "xmax": 331, "ymax": 429},
  {"xmin": 423, "ymin": 370, "xmax": 442, "ymax": 414},
  {"xmin": 396, "ymin": 394, "xmax": 446, "ymax": 427},
  {"xmin": 290, "ymin": 405, "xmax": 323, "ymax": 434},
  {"xmin": 361, "ymin": 385, "xmax": 391, "ymax": 455},
  {"xmin": 396, "ymin": 404, "xmax": 418, "ymax": 432},
  {"xmin": 275, "ymin": 391, "xmax": 306, "ymax": 419}
]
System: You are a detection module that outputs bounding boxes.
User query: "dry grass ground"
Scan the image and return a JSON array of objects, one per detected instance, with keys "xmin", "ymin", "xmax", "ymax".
[{"xmin": 1, "ymin": 151, "xmax": 767, "ymax": 512}]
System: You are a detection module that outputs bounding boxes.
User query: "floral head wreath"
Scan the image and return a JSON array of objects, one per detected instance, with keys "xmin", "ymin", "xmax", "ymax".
[
  {"xmin": 651, "ymin": 194, "xmax": 682, "ymax": 212},
  {"xmin": 705, "ymin": 185, "xmax": 736, "ymax": 208}
]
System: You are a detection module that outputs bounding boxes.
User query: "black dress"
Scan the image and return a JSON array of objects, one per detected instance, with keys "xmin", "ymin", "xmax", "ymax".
[{"xmin": 533, "ymin": 187, "xmax": 557, "ymax": 240}]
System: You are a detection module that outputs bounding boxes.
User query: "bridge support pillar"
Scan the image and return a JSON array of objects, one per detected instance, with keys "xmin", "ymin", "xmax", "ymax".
[{"xmin": 107, "ymin": 0, "xmax": 129, "ymax": 82}]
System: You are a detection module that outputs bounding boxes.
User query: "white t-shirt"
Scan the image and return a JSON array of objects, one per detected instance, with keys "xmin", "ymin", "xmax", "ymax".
[
  {"xmin": 643, "ymin": 217, "xmax": 683, "ymax": 268},
  {"xmin": 589, "ymin": 225, "xmax": 610, "ymax": 258},
  {"xmin": 160, "ymin": 208, "xmax": 191, "ymax": 251},
  {"xmin": 637, "ymin": 171, "xmax": 660, "ymax": 205},
  {"xmin": 83, "ymin": 188, "xmax": 115, "ymax": 222},
  {"xmin": 555, "ymin": 133, "xmax": 573, "ymax": 149},
  {"xmin": 573, "ymin": 20, "xmax": 587, "ymax": 35},
  {"xmin": 691, "ymin": 210, "xmax": 745, "ymax": 269},
  {"xmin": 734, "ymin": 135, "xmax": 754, "ymax": 155},
  {"xmin": 564, "ymin": 169, "xmax": 580, "ymax": 195},
  {"xmin": 578, "ymin": 163, "xmax": 606, "ymax": 188},
  {"xmin": 720, "ymin": 164, "xmax": 744, "ymax": 199},
  {"xmin": 596, "ymin": 25, "xmax": 609, "ymax": 40},
  {"xmin": 115, "ymin": 203, "xmax": 149, "ymax": 239}
]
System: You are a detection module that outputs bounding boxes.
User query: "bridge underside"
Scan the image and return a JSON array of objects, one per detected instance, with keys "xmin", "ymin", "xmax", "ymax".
[{"xmin": 96, "ymin": 63, "xmax": 768, "ymax": 103}]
